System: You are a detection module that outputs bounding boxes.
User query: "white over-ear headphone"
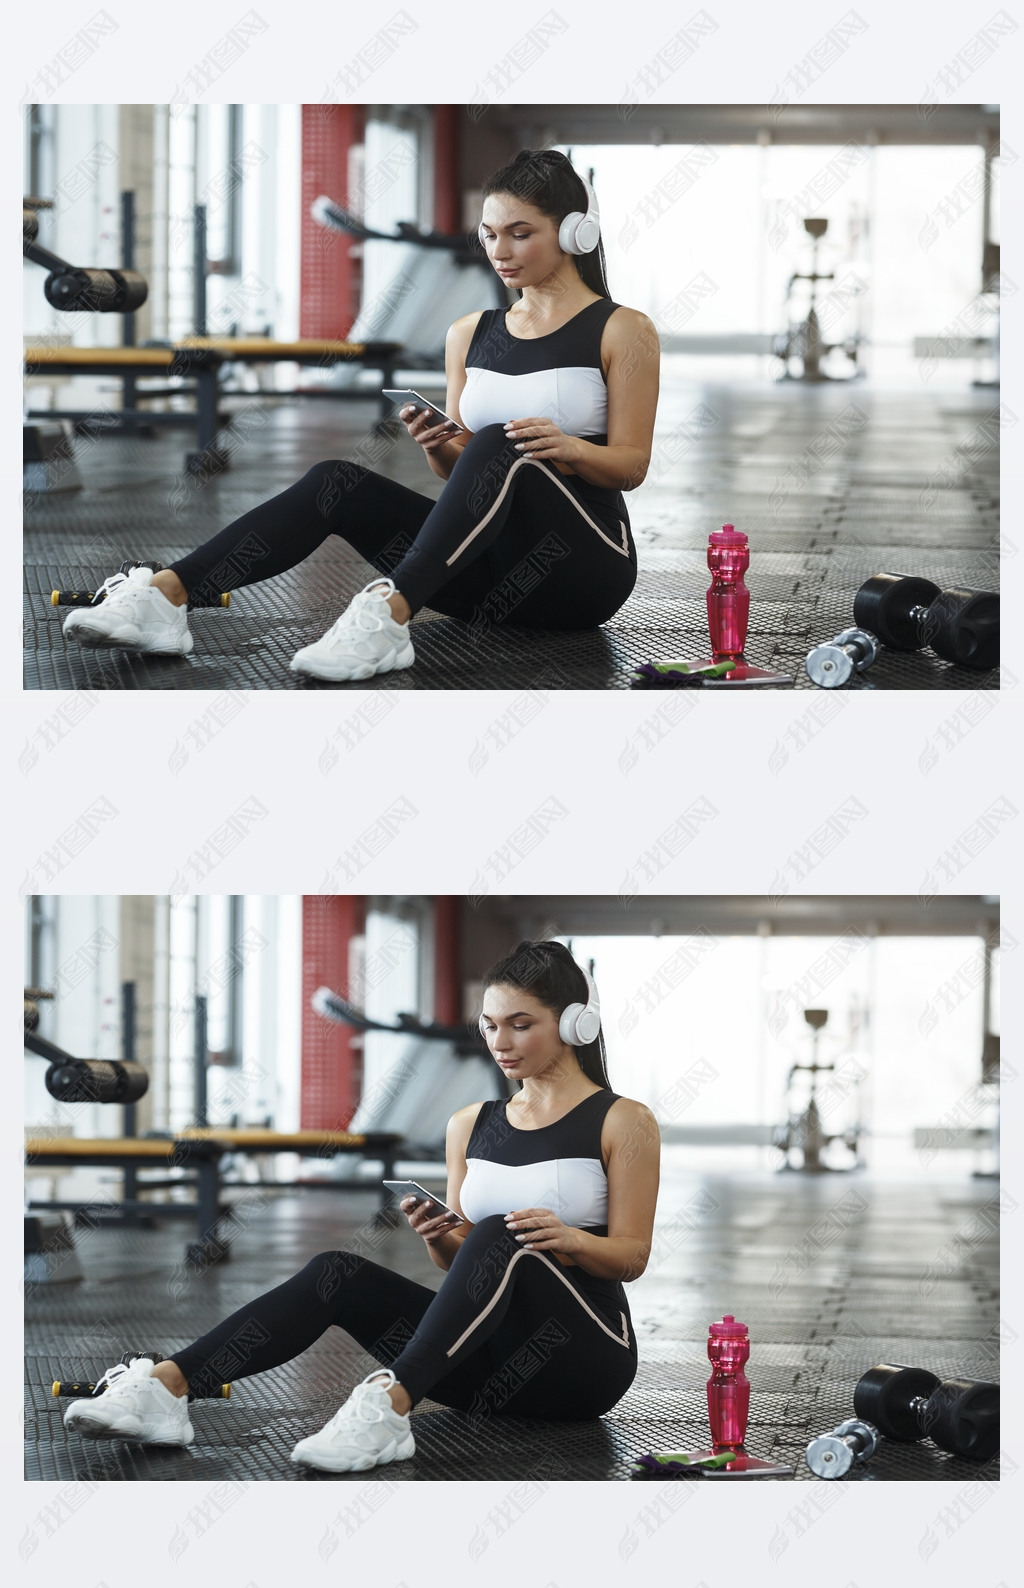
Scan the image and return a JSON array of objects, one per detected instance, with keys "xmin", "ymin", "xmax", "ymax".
[
  {"xmin": 558, "ymin": 968, "xmax": 601, "ymax": 1045},
  {"xmin": 557, "ymin": 177, "xmax": 601, "ymax": 256},
  {"xmin": 477, "ymin": 175, "xmax": 601, "ymax": 258},
  {"xmin": 478, "ymin": 967, "xmax": 602, "ymax": 1047}
]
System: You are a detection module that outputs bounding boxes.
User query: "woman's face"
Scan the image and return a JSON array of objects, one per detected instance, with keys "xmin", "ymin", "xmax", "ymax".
[
  {"xmin": 479, "ymin": 194, "xmax": 564, "ymax": 288},
  {"xmin": 480, "ymin": 983, "xmax": 570, "ymax": 1080}
]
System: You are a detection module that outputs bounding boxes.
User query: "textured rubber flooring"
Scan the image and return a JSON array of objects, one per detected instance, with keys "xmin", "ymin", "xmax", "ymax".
[
  {"xmin": 24, "ymin": 370, "xmax": 1000, "ymax": 690},
  {"xmin": 26, "ymin": 1163, "xmax": 999, "ymax": 1481}
]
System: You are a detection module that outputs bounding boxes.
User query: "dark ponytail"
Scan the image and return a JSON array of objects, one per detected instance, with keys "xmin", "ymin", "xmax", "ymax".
[
  {"xmin": 482, "ymin": 939, "xmax": 611, "ymax": 1089},
  {"xmin": 481, "ymin": 148, "xmax": 611, "ymax": 299}
]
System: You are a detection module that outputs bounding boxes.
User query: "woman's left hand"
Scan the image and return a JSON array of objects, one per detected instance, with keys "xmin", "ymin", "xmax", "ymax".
[
  {"xmin": 505, "ymin": 1207, "xmax": 581, "ymax": 1256},
  {"xmin": 504, "ymin": 418, "xmax": 582, "ymax": 466}
]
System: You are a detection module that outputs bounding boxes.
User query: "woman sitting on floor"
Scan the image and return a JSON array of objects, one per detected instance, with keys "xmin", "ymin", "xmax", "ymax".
[
  {"xmin": 63, "ymin": 149, "xmax": 660, "ymax": 681},
  {"xmin": 64, "ymin": 940, "xmax": 661, "ymax": 1473}
]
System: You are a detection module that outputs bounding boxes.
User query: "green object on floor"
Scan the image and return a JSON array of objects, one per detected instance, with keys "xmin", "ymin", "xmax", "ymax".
[
  {"xmin": 654, "ymin": 659, "xmax": 738, "ymax": 677},
  {"xmin": 630, "ymin": 658, "xmax": 740, "ymax": 688},
  {"xmin": 631, "ymin": 1449, "xmax": 736, "ymax": 1475}
]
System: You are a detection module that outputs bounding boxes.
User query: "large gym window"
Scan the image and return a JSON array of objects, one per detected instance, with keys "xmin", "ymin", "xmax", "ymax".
[
  {"xmin": 24, "ymin": 104, "xmax": 55, "ymax": 205},
  {"xmin": 199, "ymin": 103, "xmax": 243, "ymax": 279},
  {"xmin": 569, "ymin": 933, "xmax": 994, "ymax": 1170},
  {"xmin": 561, "ymin": 141, "xmax": 995, "ymax": 381}
]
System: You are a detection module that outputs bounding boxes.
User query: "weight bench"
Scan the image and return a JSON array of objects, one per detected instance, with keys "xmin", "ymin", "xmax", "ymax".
[
  {"xmin": 174, "ymin": 336, "xmax": 403, "ymax": 438},
  {"xmin": 178, "ymin": 334, "xmax": 401, "ymax": 397},
  {"xmin": 24, "ymin": 344, "xmax": 224, "ymax": 473},
  {"xmin": 25, "ymin": 1129, "xmax": 405, "ymax": 1265},
  {"xmin": 172, "ymin": 1127, "xmax": 403, "ymax": 1192},
  {"xmin": 25, "ymin": 1135, "xmax": 225, "ymax": 1264},
  {"xmin": 24, "ymin": 337, "xmax": 402, "ymax": 474}
]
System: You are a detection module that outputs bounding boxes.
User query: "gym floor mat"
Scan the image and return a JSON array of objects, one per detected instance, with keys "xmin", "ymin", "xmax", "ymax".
[
  {"xmin": 24, "ymin": 372, "xmax": 999, "ymax": 690},
  {"xmin": 26, "ymin": 1163, "xmax": 999, "ymax": 1481}
]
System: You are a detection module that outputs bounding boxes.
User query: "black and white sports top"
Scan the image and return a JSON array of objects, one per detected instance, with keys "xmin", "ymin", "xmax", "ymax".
[
  {"xmin": 460, "ymin": 1089, "xmax": 634, "ymax": 1320},
  {"xmin": 460, "ymin": 299, "xmax": 633, "ymax": 541},
  {"xmin": 460, "ymin": 299, "xmax": 621, "ymax": 444},
  {"xmin": 461, "ymin": 1089, "xmax": 621, "ymax": 1232}
]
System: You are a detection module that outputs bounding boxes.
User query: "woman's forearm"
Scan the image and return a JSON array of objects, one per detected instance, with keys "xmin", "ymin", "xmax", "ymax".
[
  {"xmin": 569, "ymin": 440, "xmax": 650, "ymax": 492},
  {"xmin": 425, "ymin": 1228, "xmax": 468, "ymax": 1271},
  {"xmin": 570, "ymin": 1231, "xmax": 651, "ymax": 1283},
  {"xmin": 426, "ymin": 439, "xmax": 468, "ymax": 481}
]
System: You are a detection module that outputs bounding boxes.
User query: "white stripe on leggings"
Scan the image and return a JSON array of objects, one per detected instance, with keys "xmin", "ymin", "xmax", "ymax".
[
  {"xmin": 445, "ymin": 454, "xmax": 631, "ymax": 567},
  {"xmin": 445, "ymin": 1246, "xmax": 632, "ymax": 1359}
]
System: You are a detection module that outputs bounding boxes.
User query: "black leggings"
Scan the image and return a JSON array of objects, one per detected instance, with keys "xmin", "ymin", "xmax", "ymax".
[
  {"xmin": 170, "ymin": 424, "xmax": 636, "ymax": 632},
  {"xmin": 170, "ymin": 1216, "xmax": 637, "ymax": 1424}
]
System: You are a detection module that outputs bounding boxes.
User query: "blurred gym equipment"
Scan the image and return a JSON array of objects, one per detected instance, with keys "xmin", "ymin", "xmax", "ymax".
[
  {"xmin": 312, "ymin": 194, "xmax": 503, "ymax": 372},
  {"xmin": 773, "ymin": 218, "xmax": 864, "ymax": 382},
  {"xmin": 773, "ymin": 1009, "xmax": 864, "ymax": 1173},
  {"xmin": 25, "ymin": 984, "xmax": 404, "ymax": 1269},
  {"xmin": 24, "ymin": 194, "xmax": 402, "ymax": 476},
  {"xmin": 313, "ymin": 987, "xmax": 502, "ymax": 1156}
]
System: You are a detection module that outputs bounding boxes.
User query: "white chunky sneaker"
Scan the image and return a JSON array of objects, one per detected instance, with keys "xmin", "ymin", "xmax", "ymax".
[
  {"xmin": 63, "ymin": 566, "xmax": 194, "ymax": 654},
  {"xmin": 290, "ymin": 578, "xmax": 414, "ymax": 681},
  {"xmin": 63, "ymin": 1358, "xmax": 195, "ymax": 1445},
  {"xmin": 290, "ymin": 1368, "xmax": 415, "ymax": 1473}
]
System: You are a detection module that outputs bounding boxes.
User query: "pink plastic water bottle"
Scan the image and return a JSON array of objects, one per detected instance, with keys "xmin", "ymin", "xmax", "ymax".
[
  {"xmin": 707, "ymin": 1314, "xmax": 751, "ymax": 1453},
  {"xmin": 706, "ymin": 526, "xmax": 750, "ymax": 661}
]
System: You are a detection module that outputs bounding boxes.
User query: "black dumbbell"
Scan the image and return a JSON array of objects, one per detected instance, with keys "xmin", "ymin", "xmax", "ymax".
[
  {"xmin": 52, "ymin": 1350, "xmax": 231, "ymax": 1402},
  {"xmin": 805, "ymin": 626, "xmax": 879, "ymax": 687},
  {"xmin": 53, "ymin": 1379, "xmax": 230, "ymax": 1401},
  {"xmin": 853, "ymin": 1363, "xmax": 999, "ymax": 1461},
  {"xmin": 853, "ymin": 573, "xmax": 998, "ymax": 670},
  {"xmin": 52, "ymin": 559, "xmax": 231, "ymax": 610},
  {"xmin": 805, "ymin": 1416, "xmax": 878, "ymax": 1478},
  {"xmin": 52, "ymin": 1348, "xmax": 156, "ymax": 1401}
]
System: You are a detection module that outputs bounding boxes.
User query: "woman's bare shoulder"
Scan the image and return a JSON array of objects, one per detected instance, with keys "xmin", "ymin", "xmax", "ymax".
[
  {"xmin": 447, "ymin": 309, "xmax": 488, "ymax": 345},
  {"xmin": 604, "ymin": 304, "xmax": 659, "ymax": 345},
  {"xmin": 448, "ymin": 1099, "xmax": 490, "ymax": 1136},
  {"xmin": 604, "ymin": 1095, "xmax": 660, "ymax": 1139}
]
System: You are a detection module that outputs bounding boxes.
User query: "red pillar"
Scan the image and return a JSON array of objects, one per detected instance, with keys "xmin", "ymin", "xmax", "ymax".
[
  {"xmin": 300, "ymin": 104, "xmax": 366, "ymax": 339},
  {"xmin": 433, "ymin": 896, "xmax": 462, "ymax": 1025},
  {"xmin": 432, "ymin": 106, "xmax": 461, "ymax": 234},
  {"xmin": 301, "ymin": 895, "xmax": 367, "ymax": 1129}
]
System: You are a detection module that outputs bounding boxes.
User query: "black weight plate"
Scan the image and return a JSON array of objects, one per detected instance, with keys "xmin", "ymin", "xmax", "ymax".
[
  {"xmin": 923, "ymin": 589, "xmax": 999, "ymax": 669},
  {"xmin": 854, "ymin": 1362, "xmax": 942, "ymax": 1441},
  {"xmin": 854, "ymin": 574, "xmax": 942, "ymax": 649},
  {"xmin": 924, "ymin": 1379, "xmax": 1000, "ymax": 1461}
]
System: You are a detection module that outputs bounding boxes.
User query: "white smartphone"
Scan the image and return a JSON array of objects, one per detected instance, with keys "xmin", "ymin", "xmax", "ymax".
[
  {"xmin": 382, "ymin": 389, "xmax": 464, "ymax": 434},
  {"xmin": 382, "ymin": 1179, "xmax": 464, "ymax": 1223}
]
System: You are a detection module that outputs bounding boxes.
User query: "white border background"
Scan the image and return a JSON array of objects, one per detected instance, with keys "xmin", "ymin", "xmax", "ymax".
[{"xmin": 7, "ymin": 0, "xmax": 1021, "ymax": 1581}]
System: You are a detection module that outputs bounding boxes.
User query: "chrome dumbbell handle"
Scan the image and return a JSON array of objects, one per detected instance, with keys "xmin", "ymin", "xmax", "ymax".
[
  {"xmin": 805, "ymin": 1417, "xmax": 879, "ymax": 1478},
  {"xmin": 805, "ymin": 626, "xmax": 879, "ymax": 689}
]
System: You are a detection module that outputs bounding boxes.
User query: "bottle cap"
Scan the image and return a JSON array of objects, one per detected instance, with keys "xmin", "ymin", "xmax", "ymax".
[
  {"xmin": 709, "ymin": 524, "xmax": 748, "ymax": 546},
  {"xmin": 709, "ymin": 1313, "xmax": 748, "ymax": 1336}
]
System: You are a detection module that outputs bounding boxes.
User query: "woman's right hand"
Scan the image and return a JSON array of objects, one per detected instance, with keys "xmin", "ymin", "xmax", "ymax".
[
  {"xmin": 401, "ymin": 1193, "xmax": 463, "ymax": 1245},
  {"xmin": 400, "ymin": 403, "xmax": 461, "ymax": 455}
]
